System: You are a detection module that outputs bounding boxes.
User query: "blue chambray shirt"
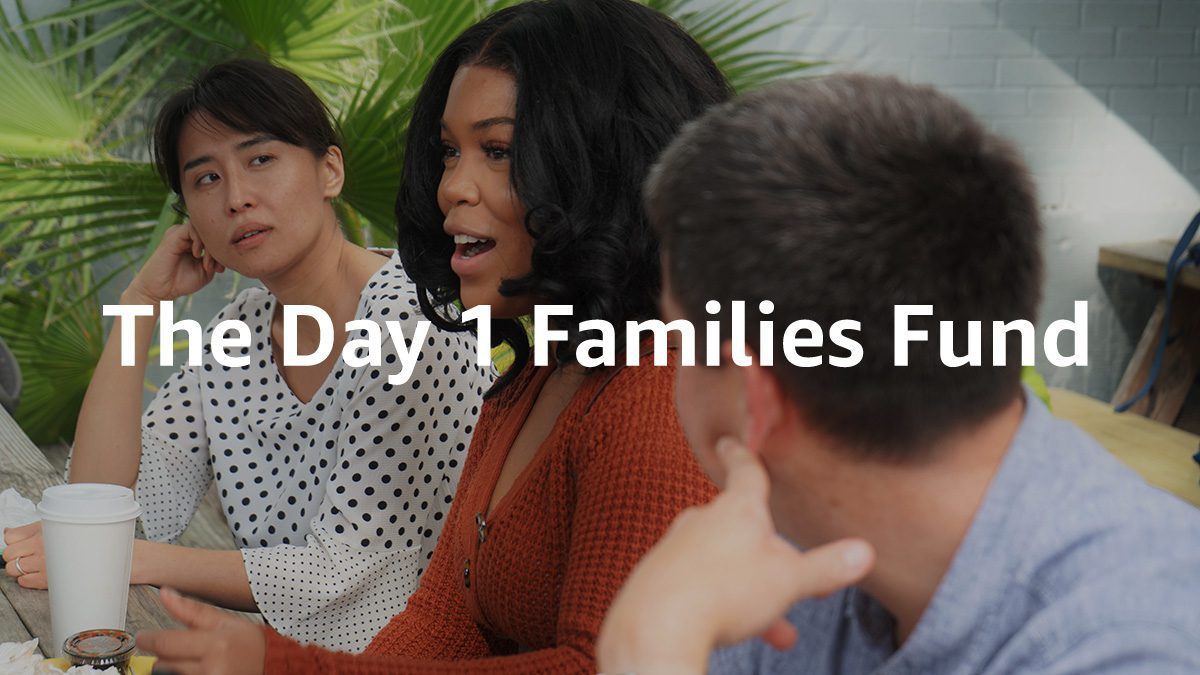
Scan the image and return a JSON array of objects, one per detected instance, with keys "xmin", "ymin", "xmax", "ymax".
[{"xmin": 711, "ymin": 392, "xmax": 1200, "ymax": 674}]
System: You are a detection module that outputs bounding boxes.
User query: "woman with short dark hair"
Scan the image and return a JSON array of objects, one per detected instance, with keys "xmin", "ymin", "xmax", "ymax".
[
  {"xmin": 1, "ymin": 58, "xmax": 492, "ymax": 652},
  {"xmin": 136, "ymin": 1, "xmax": 732, "ymax": 672}
]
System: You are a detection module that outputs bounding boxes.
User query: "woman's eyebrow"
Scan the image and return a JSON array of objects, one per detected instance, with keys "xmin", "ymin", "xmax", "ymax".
[
  {"xmin": 237, "ymin": 133, "xmax": 281, "ymax": 150},
  {"xmin": 182, "ymin": 134, "xmax": 281, "ymax": 173},
  {"xmin": 472, "ymin": 117, "xmax": 514, "ymax": 130},
  {"xmin": 439, "ymin": 117, "xmax": 515, "ymax": 131},
  {"xmin": 182, "ymin": 154, "xmax": 213, "ymax": 173}
]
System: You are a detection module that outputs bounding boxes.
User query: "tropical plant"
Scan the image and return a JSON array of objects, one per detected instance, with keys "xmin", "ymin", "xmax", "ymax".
[{"xmin": 0, "ymin": 0, "xmax": 816, "ymax": 443}]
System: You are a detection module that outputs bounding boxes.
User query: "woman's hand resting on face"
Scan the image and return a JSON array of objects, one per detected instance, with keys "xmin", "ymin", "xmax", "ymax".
[{"xmin": 124, "ymin": 222, "xmax": 225, "ymax": 305}]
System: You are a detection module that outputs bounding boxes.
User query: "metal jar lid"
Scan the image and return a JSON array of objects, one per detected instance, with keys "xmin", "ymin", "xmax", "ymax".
[{"xmin": 63, "ymin": 628, "xmax": 136, "ymax": 667}]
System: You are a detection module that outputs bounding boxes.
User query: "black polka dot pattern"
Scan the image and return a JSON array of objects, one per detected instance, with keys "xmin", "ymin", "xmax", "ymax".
[{"xmin": 132, "ymin": 253, "xmax": 493, "ymax": 652}]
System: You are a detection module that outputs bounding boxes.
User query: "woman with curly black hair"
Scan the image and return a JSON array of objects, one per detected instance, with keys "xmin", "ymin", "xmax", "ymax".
[
  {"xmin": 396, "ymin": 0, "xmax": 732, "ymax": 392},
  {"xmin": 138, "ymin": 1, "xmax": 731, "ymax": 671}
]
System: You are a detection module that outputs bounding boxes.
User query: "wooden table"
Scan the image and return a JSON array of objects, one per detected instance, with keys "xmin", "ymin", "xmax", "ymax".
[
  {"xmin": 2, "ymin": 385, "xmax": 1195, "ymax": 651},
  {"xmin": 0, "ymin": 404, "xmax": 248, "ymax": 656},
  {"xmin": 1099, "ymin": 239, "xmax": 1200, "ymax": 291},
  {"xmin": 1051, "ymin": 387, "xmax": 1200, "ymax": 508}
]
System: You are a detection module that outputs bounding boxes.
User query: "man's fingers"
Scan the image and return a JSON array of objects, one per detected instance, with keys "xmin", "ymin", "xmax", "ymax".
[
  {"xmin": 782, "ymin": 538, "xmax": 874, "ymax": 602},
  {"xmin": 759, "ymin": 617, "xmax": 798, "ymax": 651},
  {"xmin": 715, "ymin": 436, "xmax": 769, "ymax": 498},
  {"xmin": 159, "ymin": 587, "xmax": 226, "ymax": 630}
]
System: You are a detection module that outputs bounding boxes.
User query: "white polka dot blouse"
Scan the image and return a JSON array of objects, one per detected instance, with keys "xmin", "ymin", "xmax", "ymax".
[{"xmin": 134, "ymin": 253, "xmax": 492, "ymax": 652}]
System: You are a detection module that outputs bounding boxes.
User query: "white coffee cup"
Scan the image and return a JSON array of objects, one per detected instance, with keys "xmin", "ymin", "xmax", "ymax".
[{"xmin": 37, "ymin": 484, "xmax": 141, "ymax": 657}]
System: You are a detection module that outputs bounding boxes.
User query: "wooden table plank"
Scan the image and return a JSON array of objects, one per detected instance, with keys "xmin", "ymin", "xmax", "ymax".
[
  {"xmin": 1097, "ymin": 238, "xmax": 1200, "ymax": 431},
  {"xmin": 1109, "ymin": 293, "xmax": 1200, "ymax": 425},
  {"xmin": 1051, "ymin": 387, "xmax": 1200, "ymax": 508},
  {"xmin": 0, "ymin": 580, "xmax": 36, "ymax": 653},
  {"xmin": 1098, "ymin": 239, "xmax": 1200, "ymax": 291}
]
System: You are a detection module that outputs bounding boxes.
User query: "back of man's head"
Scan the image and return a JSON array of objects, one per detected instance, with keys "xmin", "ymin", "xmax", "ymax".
[{"xmin": 647, "ymin": 74, "xmax": 1043, "ymax": 460}]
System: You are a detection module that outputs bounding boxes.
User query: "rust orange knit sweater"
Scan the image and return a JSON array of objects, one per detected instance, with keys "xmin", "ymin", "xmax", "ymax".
[{"xmin": 262, "ymin": 355, "xmax": 717, "ymax": 673}]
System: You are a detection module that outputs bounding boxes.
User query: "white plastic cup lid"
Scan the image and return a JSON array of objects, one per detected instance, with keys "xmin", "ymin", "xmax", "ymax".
[{"xmin": 37, "ymin": 484, "xmax": 141, "ymax": 524}]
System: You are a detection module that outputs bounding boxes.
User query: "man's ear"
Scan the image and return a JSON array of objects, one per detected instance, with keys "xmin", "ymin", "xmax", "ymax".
[
  {"xmin": 743, "ymin": 359, "xmax": 788, "ymax": 454},
  {"xmin": 722, "ymin": 341, "xmax": 786, "ymax": 454},
  {"xmin": 321, "ymin": 145, "xmax": 346, "ymax": 199}
]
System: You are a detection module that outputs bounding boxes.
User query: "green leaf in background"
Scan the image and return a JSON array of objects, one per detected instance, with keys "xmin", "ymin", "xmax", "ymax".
[
  {"xmin": 0, "ymin": 49, "xmax": 92, "ymax": 158},
  {"xmin": 0, "ymin": 285, "xmax": 104, "ymax": 443},
  {"xmin": 0, "ymin": 0, "xmax": 816, "ymax": 443}
]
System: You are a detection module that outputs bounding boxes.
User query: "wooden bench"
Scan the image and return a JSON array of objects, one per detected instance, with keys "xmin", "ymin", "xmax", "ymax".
[
  {"xmin": 1099, "ymin": 239, "xmax": 1200, "ymax": 432},
  {"xmin": 1051, "ymin": 387, "xmax": 1200, "ymax": 508}
]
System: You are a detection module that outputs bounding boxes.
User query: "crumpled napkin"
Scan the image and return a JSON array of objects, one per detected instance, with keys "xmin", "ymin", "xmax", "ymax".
[
  {"xmin": 0, "ymin": 639, "xmax": 58, "ymax": 675},
  {"xmin": 0, "ymin": 639, "xmax": 117, "ymax": 674},
  {"xmin": 0, "ymin": 488, "xmax": 39, "ymax": 556}
]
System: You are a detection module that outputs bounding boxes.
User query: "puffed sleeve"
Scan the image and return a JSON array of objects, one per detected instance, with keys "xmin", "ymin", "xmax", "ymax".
[
  {"xmin": 261, "ymin": 412, "xmax": 500, "ymax": 672},
  {"xmin": 242, "ymin": 325, "xmax": 491, "ymax": 653},
  {"xmin": 132, "ymin": 363, "xmax": 214, "ymax": 544}
]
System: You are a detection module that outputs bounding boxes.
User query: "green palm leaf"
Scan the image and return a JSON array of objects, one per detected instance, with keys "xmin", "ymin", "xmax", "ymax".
[
  {"xmin": 0, "ymin": 286, "xmax": 104, "ymax": 443},
  {"xmin": 0, "ymin": 159, "xmax": 167, "ymax": 311},
  {"xmin": 0, "ymin": 49, "xmax": 92, "ymax": 158},
  {"xmin": 336, "ymin": 0, "xmax": 495, "ymax": 242},
  {"xmin": 650, "ymin": 0, "xmax": 819, "ymax": 92},
  {"xmin": 0, "ymin": 0, "xmax": 817, "ymax": 442}
]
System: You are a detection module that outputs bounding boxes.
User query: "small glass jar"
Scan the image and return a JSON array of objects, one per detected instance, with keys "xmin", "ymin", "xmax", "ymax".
[{"xmin": 62, "ymin": 629, "xmax": 135, "ymax": 674}]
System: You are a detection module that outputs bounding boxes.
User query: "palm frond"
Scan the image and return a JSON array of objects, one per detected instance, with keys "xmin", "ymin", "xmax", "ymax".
[
  {"xmin": 0, "ymin": 48, "xmax": 92, "ymax": 158},
  {"xmin": 0, "ymin": 0, "xmax": 817, "ymax": 442},
  {"xmin": 335, "ymin": 0, "xmax": 496, "ymax": 242},
  {"xmin": 0, "ymin": 286, "xmax": 104, "ymax": 444},
  {"xmin": 0, "ymin": 159, "xmax": 167, "ymax": 309},
  {"xmin": 660, "ymin": 0, "xmax": 816, "ymax": 92}
]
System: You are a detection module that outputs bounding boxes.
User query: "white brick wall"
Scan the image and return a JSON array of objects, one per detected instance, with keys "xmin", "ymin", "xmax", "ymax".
[{"xmin": 712, "ymin": 0, "xmax": 1200, "ymax": 398}]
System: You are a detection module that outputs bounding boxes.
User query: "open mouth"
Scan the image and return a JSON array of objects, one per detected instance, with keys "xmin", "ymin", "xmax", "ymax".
[
  {"xmin": 231, "ymin": 228, "xmax": 270, "ymax": 246},
  {"xmin": 454, "ymin": 234, "xmax": 496, "ymax": 259}
]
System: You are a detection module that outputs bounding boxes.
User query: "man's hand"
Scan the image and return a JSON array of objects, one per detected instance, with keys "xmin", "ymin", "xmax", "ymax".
[
  {"xmin": 2, "ymin": 522, "xmax": 46, "ymax": 589},
  {"xmin": 137, "ymin": 587, "xmax": 265, "ymax": 675},
  {"xmin": 597, "ymin": 436, "xmax": 875, "ymax": 674}
]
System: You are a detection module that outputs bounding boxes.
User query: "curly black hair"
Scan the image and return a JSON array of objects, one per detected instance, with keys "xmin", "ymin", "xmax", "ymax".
[{"xmin": 395, "ymin": 0, "xmax": 732, "ymax": 394}]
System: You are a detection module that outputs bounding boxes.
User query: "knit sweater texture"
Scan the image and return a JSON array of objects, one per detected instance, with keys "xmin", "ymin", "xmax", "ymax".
[{"xmin": 262, "ymin": 354, "xmax": 717, "ymax": 673}]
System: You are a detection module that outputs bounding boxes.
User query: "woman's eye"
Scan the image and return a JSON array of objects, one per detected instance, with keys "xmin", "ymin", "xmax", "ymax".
[
  {"xmin": 196, "ymin": 172, "xmax": 219, "ymax": 186},
  {"xmin": 483, "ymin": 144, "xmax": 510, "ymax": 161},
  {"xmin": 440, "ymin": 142, "xmax": 459, "ymax": 163},
  {"xmin": 249, "ymin": 155, "xmax": 273, "ymax": 166}
]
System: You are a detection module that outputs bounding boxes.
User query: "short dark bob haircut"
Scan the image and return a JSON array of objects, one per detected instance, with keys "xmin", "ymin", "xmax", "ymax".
[
  {"xmin": 152, "ymin": 58, "xmax": 340, "ymax": 210},
  {"xmin": 649, "ymin": 74, "xmax": 1043, "ymax": 460},
  {"xmin": 395, "ymin": 0, "xmax": 732, "ymax": 393}
]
